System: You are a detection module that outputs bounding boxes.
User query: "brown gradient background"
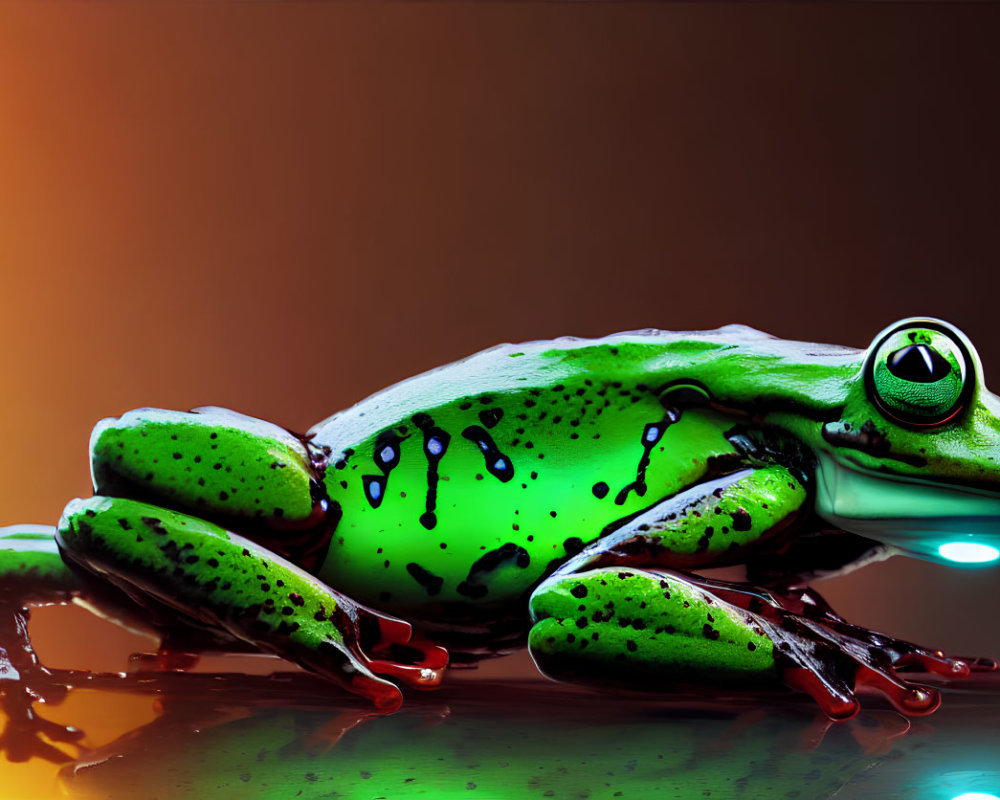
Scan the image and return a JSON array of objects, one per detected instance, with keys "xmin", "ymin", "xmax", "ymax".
[{"xmin": 2, "ymin": 0, "xmax": 1000, "ymax": 725}]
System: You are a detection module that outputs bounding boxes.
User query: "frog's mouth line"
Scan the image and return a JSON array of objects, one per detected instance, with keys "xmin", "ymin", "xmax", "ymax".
[{"xmin": 814, "ymin": 451, "xmax": 1000, "ymax": 566}]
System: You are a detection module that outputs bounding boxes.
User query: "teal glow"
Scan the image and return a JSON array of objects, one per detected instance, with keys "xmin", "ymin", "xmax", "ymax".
[
  {"xmin": 938, "ymin": 542, "xmax": 1000, "ymax": 563},
  {"xmin": 952, "ymin": 794, "xmax": 1000, "ymax": 800}
]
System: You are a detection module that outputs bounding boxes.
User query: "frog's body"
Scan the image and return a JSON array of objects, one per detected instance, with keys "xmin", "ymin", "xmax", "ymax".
[
  {"xmin": 313, "ymin": 328, "xmax": 822, "ymax": 617},
  {"xmin": 2, "ymin": 318, "xmax": 999, "ymax": 738}
]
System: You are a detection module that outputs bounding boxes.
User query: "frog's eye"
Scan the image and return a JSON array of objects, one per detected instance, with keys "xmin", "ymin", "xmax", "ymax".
[{"xmin": 864, "ymin": 321, "xmax": 973, "ymax": 427}]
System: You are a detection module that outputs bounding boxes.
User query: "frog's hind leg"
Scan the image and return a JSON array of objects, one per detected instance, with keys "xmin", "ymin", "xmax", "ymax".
[
  {"xmin": 88, "ymin": 407, "xmax": 338, "ymax": 571},
  {"xmin": 528, "ymin": 465, "xmax": 967, "ymax": 720},
  {"xmin": 530, "ymin": 567, "xmax": 963, "ymax": 720},
  {"xmin": 57, "ymin": 497, "xmax": 448, "ymax": 711}
]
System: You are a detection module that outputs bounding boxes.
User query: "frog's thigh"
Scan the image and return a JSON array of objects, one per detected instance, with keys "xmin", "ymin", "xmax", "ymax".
[
  {"xmin": 528, "ymin": 567, "xmax": 777, "ymax": 689},
  {"xmin": 90, "ymin": 407, "xmax": 328, "ymax": 534},
  {"xmin": 57, "ymin": 496, "xmax": 446, "ymax": 709}
]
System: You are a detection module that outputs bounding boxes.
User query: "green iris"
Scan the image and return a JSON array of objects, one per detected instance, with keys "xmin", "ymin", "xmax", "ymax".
[{"xmin": 869, "ymin": 328, "xmax": 968, "ymax": 425}]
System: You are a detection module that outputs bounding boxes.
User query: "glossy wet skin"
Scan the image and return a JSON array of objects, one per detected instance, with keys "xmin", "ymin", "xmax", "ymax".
[
  {"xmin": 8, "ymin": 317, "xmax": 999, "ymax": 723},
  {"xmin": 311, "ymin": 316, "xmax": 1000, "ymax": 606}
]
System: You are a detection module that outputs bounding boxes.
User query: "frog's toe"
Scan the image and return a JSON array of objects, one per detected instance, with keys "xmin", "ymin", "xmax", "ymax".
[
  {"xmin": 351, "ymin": 607, "xmax": 449, "ymax": 692},
  {"xmin": 893, "ymin": 649, "xmax": 971, "ymax": 677},
  {"xmin": 962, "ymin": 655, "xmax": 999, "ymax": 672}
]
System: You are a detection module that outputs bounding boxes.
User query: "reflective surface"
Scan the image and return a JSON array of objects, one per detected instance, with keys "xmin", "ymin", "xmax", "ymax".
[
  {"xmin": 2, "ymin": 606, "xmax": 999, "ymax": 799},
  {"xmin": 47, "ymin": 674, "xmax": 1000, "ymax": 799}
]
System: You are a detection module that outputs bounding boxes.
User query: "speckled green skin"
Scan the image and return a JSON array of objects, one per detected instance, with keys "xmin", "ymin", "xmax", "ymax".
[
  {"xmin": 529, "ymin": 567, "xmax": 777, "ymax": 686},
  {"xmin": 8, "ymin": 318, "xmax": 1000, "ymax": 713},
  {"xmin": 0, "ymin": 527, "xmax": 81, "ymax": 597}
]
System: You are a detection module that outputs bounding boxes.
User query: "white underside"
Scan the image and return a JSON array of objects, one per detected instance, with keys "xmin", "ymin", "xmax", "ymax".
[{"xmin": 814, "ymin": 451, "xmax": 1000, "ymax": 566}]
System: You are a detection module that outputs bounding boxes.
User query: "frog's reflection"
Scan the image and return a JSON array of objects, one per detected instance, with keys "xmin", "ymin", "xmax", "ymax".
[{"xmin": 27, "ymin": 674, "xmax": 980, "ymax": 800}]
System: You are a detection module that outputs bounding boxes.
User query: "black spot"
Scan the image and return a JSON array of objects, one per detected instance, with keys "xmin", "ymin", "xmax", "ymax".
[
  {"xmin": 373, "ymin": 430, "xmax": 405, "ymax": 472},
  {"xmin": 731, "ymin": 508, "xmax": 752, "ymax": 532},
  {"xmin": 406, "ymin": 562, "xmax": 444, "ymax": 595},
  {"xmin": 414, "ymin": 415, "xmax": 450, "ymax": 530},
  {"xmin": 141, "ymin": 516, "xmax": 169, "ymax": 536},
  {"xmin": 615, "ymin": 411, "xmax": 679, "ymax": 505},
  {"xmin": 362, "ymin": 475, "xmax": 387, "ymax": 509},
  {"xmin": 591, "ymin": 482, "xmax": 609, "ymax": 499},
  {"xmin": 563, "ymin": 537, "xmax": 585, "ymax": 556},
  {"xmin": 478, "ymin": 407, "xmax": 504, "ymax": 429},
  {"xmin": 570, "ymin": 584, "xmax": 588, "ymax": 598},
  {"xmin": 462, "ymin": 425, "xmax": 514, "ymax": 483}
]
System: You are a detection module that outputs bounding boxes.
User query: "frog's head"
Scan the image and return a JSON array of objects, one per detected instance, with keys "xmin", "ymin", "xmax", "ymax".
[{"xmin": 812, "ymin": 317, "xmax": 1000, "ymax": 567}]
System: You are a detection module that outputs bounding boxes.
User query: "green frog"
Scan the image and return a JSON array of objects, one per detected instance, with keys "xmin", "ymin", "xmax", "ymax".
[{"xmin": 2, "ymin": 317, "xmax": 998, "ymax": 733}]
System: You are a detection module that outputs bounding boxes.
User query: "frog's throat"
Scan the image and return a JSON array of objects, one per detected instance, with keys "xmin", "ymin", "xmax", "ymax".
[{"xmin": 814, "ymin": 451, "xmax": 1000, "ymax": 566}]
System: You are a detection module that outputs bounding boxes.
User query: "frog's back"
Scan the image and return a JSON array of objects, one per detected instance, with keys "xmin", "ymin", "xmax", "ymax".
[{"xmin": 310, "ymin": 324, "xmax": 855, "ymax": 450}]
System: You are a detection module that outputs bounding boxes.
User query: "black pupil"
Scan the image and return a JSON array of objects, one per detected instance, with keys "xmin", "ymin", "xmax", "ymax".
[{"xmin": 887, "ymin": 344, "xmax": 952, "ymax": 383}]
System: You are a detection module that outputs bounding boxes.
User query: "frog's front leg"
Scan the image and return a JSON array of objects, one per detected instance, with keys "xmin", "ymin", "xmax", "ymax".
[
  {"xmin": 57, "ymin": 496, "xmax": 448, "ymax": 711},
  {"xmin": 528, "ymin": 466, "xmax": 969, "ymax": 720}
]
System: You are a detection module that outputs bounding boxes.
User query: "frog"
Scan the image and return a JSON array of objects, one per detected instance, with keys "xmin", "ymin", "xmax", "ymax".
[{"xmin": 2, "ymin": 316, "xmax": 999, "ymax": 738}]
